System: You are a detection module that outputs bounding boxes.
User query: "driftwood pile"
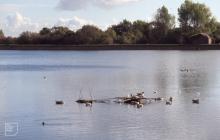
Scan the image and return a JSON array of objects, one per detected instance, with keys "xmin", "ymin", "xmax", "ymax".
[{"xmin": 76, "ymin": 92, "xmax": 173, "ymax": 108}]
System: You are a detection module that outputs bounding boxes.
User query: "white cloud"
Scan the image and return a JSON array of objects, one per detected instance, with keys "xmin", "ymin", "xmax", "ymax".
[
  {"xmin": 57, "ymin": 0, "xmax": 141, "ymax": 11},
  {"xmin": 56, "ymin": 16, "xmax": 95, "ymax": 30},
  {"xmin": 0, "ymin": 4, "xmax": 20, "ymax": 12},
  {"xmin": 1, "ymin": 12, "xmax": 42, "ymax": 37},
  {"xmin": 57, "ymin": 0, "xmax": 90, "ymax": 11},
  {"xmin": 96, "ymin": 0, "xmax": 140, "ymax": 7},
  {"xmin": 0, "ymin": 12, "xmax": 99, "ymax": 37}
]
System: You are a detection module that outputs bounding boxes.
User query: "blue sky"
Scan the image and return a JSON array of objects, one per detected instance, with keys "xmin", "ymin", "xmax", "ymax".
[{"xmin": 0, "ymin": 0, "xmax": 219, "ymax": 36}]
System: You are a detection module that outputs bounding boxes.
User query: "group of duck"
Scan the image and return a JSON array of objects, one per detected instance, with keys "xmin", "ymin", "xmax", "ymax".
[
  {"xmin": 114, "ymin": 92, "xmax": 175, "ymax": 108},
  {"xmin": 73, "ymin": 92, "xmax": 177, "ymax": 109},
  {"xmin": 56, "ymin": 91, "xmax": 199, "ymax": 108}
]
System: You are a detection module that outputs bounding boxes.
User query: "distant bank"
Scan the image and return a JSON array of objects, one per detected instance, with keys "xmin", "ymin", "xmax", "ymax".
[{"xmin": 1, "ymin": 44, "xmax": 220, "ymax": 50}]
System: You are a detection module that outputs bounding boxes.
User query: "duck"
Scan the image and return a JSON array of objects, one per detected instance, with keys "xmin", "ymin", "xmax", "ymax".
[
  {"xmin": 85, "ymin": 102, "xmax": 92, "ymax": 107},
  {"xmin": 166, "ymin": 101, "xmax": 172, "ymax": 105},
  {"xmin": 136, "ymin": 92, "xmax": 145, "ymax": 98},
  {"xmin": 42, "ymin": 122, "xmax": 45, "ymax": 126},
  {"xmin": 169, "ymin": 97, "xmax": 173, "ymax": 102},
  {"xmin": 56, "ymin": 100, "xmax": 64, "ymax": 105},
  {"xmin": 155, "ymin": 97, "xmax": 164, "ymax": 101},
  {"xmin": 192, "ymin": 98, "xmax": 199, "ymax": 104},
  {"xmin": 136, "ymin": 102, "xmax": 144, "ymax": 108}
]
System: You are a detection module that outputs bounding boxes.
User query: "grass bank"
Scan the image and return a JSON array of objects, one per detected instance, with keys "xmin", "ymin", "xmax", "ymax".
[{"xmin": 0, "ymin": 44, "xmax": 220, "ymax": 50}]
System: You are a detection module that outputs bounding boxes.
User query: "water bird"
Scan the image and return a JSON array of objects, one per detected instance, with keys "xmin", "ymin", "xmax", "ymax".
[
  {"xmin": 180, "ymin": 68, "xmax": 189, "ymax": 72},
  {"xmin": 127, "ymin": 94, "xmax": 132, "ymax": 98},
  {"xmin": 196, "ymin": 92, "xmax": 201, "ymax": 98},
  {"xmin": 155, "ymin": 97, "xmax": 164, "ymax": 101},
  {"xmin": 42, "ymin": 122, "xmax": 45, "ymax": 126},
  {"xmin": 136, "ymin": 92, "xmax": 145, "ymax": 98},
  {"xmin": 166, "ymin": 101, "xmax": 172, "ymax": 105},
  {"xmin": 85, "ymin": 102, "xmax": 92, "ymax": 107},
  {"xmin": 192, "ymin": 98, "xmax": 199, "ymax": 104},
  {"xmin": 56, "ymin": 100, "xmax": 64, "ymax": 105},
  {"xmin": 169, "ymin": 97, "xmax": 173, "ymax": 102},
  {"xmin": 137, "ymin": 103, "xmax": 144, "ymax": 108}
]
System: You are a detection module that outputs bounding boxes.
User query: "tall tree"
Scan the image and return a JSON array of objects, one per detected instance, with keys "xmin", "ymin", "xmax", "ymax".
[
  {"xmin": 153, "ymin": 6, "xmax": 175, "ymax": 43},
  {"xmin": 0, "ymin": 30, "xmax": 4, "ymax": 38},
  {"xmin": 17, "ymin": 31, "xmax": 39, "ymax": 44},
  {"xmin": 132, "ymin": 20, "xmax": 150, "ymax": 43},
  {"xmin": 75, "ymin": 25, "xmax": 104, "ymax": 44},
  {"xmin": 111, "ymin": 20, "xmax": 133, "ymax": 36},
  {"xmin": 178, "ymin": 0, "xmax": 215, "ymax": 35}
]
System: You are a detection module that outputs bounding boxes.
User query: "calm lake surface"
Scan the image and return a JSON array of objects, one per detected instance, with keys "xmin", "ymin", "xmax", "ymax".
[{"xmin": 0, "ymin": 50, "xmax": 220, "ymax": 140}]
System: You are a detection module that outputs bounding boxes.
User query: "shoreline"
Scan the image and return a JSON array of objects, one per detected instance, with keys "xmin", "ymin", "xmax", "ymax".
[{"xmin": 1, "ymin": 44, "xmax": 220, "ymax": 50}]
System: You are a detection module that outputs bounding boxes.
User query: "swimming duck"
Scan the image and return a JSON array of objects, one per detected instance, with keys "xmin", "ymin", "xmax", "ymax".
[
  {"xmin": 136, "ymin": 92, "xmax": 145, "ymax": 98},
  {"xmin": 192, "ymin": 98, "xmax": 199, "ymax": 104},
  {"xmin": 169, "ymin": 97, "xmax": 173, "ymax": 102},
  {"xmin": 166, "ymin": 101, "xmax": 172, "ymax": 105},
  {"xmin": 136, "ymin": 102, "xmax": 144, "ymax": 108},
  {"xmin": 85, "ymin": 102, "xmax": 92, "ymax": 107},
  {"xmin": 42, "ymin": 122, "xmax": 45, "ymax": 126},
  {"xmin": 56, "ymin": 101, "xmax": 64, "ymax": 105}
]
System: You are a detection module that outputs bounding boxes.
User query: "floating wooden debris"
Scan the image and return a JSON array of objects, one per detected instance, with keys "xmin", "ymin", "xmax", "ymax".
[
  {"xmin": 76, "ymin": 99, "xmax": 94, "ymax": 107},
  {"xmin": 76, "ymin": 99, "xmax": 93, "ymax": 104},
  {"xmin": 76, "ymin": 92, "xmax": 170, "ymax": 109},
  {"xmin": 180, "ymin": 68, "xmax": 191, "ymax": 72},
  {"xmin": 56, "ymin": 100, "xmax": 64, "ymax": 105}
]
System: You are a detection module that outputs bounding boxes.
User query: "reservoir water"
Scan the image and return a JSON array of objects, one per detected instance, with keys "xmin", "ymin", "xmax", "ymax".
[{"xmin": 0, "ymin": 50, "xmax": 220, "ymax": 140}]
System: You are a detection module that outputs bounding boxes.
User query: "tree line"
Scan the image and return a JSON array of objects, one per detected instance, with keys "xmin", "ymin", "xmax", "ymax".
[{"xmin": 1, "ymin": 0, "xmax": 220, "ymax": 45}]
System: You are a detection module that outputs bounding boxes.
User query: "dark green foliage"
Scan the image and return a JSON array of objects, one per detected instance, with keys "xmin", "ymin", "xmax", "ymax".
[
  {"xmin": 0, "ymin": 30, "xmax": 4, "ymax": 38},
  {"xmin": 178, "ymin": 0, "xmax": 216, "ymax": 35},
  {"xmin": 38, "ymin": 26, "xmax": 75, "ymax": 44},
  {"xmin": 75, "ymin": 25, "xmax": 104, "ymax": 44},
  {"xmin": 153, "ymin": 6, "xmax": 175, "ymax": 43},
  {"xmin": 17, "ymin": 32, "xmax": 39, "ymax": 44},
  {"xmin": 1, "ymin": 0, "xmax": 220, "ymax": 45}
]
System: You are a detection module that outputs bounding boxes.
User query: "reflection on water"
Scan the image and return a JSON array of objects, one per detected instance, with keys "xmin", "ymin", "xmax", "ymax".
[
  {"xmin": 0, "ymin": 50, "xmax": 220, "ymax": 140},
  {"xmin": 0, "ymin": 64, "xmax": 126, "ymax": 71}
]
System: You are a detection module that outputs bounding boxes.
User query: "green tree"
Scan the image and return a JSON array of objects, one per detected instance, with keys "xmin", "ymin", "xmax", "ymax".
[
  {"xmin": 50, "ymin": 26, "xmax": 72, "ymax": 36},
  {"xmin": 39, "ymin": 27, "xmax": 51, "ymax": 35},
  {"xmin": 153, "ymin": 6, "xmax": 175, "ymax": 43},
  {"xmin": 212, "ymin": 22, "xmax": 220, "ymax": 43},
  {"xmin": 111, "ymin": 20, "xmax": 133, "ymax": 36},
  {"xmin": 132, "ymin": 20, "xmax": 150, "ymax": 43},
  {"xmin": 178, "ymin": 0, "xmax": 215, "ymax": 35},
  {"xmin": 17, "ymin": 31, "xmax": 39, "ymax": 44},
  {"xmin": 0, "ymin": 30, "xmax": 4, "ymax": 38},
  {"xmin": 76, "ymin": 25, "xmax": 104, "ymax": 44},
  {"xmin": 111, "ymin": 19, "xmax": 137, "ymax": 44},
  {"xmin": 99, "ymin": 28, "xmax": 117, "ymax": 44},
  {"xmin": 154, "ymin": 6, "xmax": 175, "ymax": 32},
  {"xmin": 38, "ymin": 26, "xmax": 75, "ymax": 44}
]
